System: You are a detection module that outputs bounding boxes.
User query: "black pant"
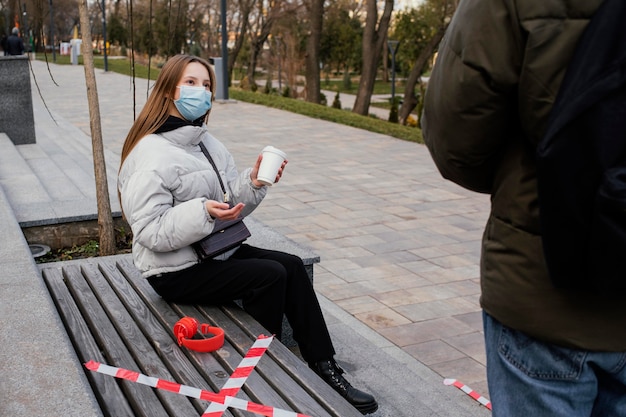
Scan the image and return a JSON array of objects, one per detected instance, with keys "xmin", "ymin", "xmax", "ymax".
[{"xmin": 147, "ymin": 244, "xmax": 335, "ymax": 364}]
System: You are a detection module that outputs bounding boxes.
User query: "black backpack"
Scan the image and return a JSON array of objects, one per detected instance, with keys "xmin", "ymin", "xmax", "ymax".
[{"xmin": 536, "ymin": 0, "xmax": 626, "ymax": 295}]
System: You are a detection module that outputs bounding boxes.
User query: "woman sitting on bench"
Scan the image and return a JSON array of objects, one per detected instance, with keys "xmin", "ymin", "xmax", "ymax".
[{"xmin": 117, "ymin": 54, "xmax": 377, "ymax": 415}]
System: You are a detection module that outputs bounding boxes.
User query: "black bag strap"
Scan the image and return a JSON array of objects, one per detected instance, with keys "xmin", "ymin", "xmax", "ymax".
[
  {"xmin": 198, "ymin": 141, "xmax": 229, "ymax": 203},
  {"xmin": 540, "ymin": 0, "xmax": 626, "ymax": 148},
  {"xmin": 536, "ymin": 0, "xmax": 626, "ymax": 292}
]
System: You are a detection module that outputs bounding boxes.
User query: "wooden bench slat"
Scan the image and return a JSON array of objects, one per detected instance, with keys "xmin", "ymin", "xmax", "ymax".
[
  {"xmin": 61, "ymin": 263, "xmax": 179, "ymax": 417},
  {"xmin": 102, "ymin": 259, "xmax": 241, "ymax": 417},
  {"xmin": 78, "ymin": 261, "xmax": 204, "ymax": 416},
  {"xmin": 218, "ymin": 305, "xmax": 363, "ymax": 417},
  {"xmin": 118, "ymin": 257, "xmax": 349, "ymax": 417},
  {"xmin": 120, "ymin": 255, "xmax": 362, "ymax": 417},
  {"xmin": 41, "ymin": 266, "xmax": 136, "ymax": 417},
  {"xmin": 118, "ymin": 259, "xmax": 285, "ymax": 415},
  {"xmin": 198, "ymin": 304, "xmax": 342, "ymax": 417},
  {"xmin": 173, "ymin": 303, "xmax": 296, "ymax": 414},
  {"xmin": 99, "ymin": 260, "xmax": 233, "ymax": 392}
]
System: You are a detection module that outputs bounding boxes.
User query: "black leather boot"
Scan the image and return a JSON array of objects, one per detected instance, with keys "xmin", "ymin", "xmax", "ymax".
[{"xmin": 311, "ymin": 360, "xmax": 378, "ymax": 415}]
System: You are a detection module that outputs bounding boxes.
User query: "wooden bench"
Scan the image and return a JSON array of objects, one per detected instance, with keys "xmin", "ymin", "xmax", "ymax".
[{"xmin": 40, "ymin": 254, "xmax": 361, "ymax": 417}]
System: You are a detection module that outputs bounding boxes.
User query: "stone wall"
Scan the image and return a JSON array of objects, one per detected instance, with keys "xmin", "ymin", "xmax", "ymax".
[
  {"xmin": 22, "ymin": 217, "xmax": 131, "ymax": 250},
  {"xmin": 0, "ymin": 55, "xmax": 36, "ymax": 144}
]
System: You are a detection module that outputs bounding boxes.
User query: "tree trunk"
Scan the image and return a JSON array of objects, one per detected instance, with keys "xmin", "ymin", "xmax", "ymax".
[
  {"xmin": 398, "ymin": 26, "xmax": 445, "ymax": 125},
  {"xmin": 352, "ymin": 0, "xmax": 394, "ymax": 115},
  {"xmin": 228, "ymin": 0, "xmax": 253, "ymax": 82},
  {"xmin": 243, "ymin": 0, "xmax": 278, "ymax": 89},
  {"xmin": 381, "ymin": 31, "xmax": 389, "ymax": 83},
  {"xmin": 247, "ymin": 39, "xmax": 263, "ymax": 86},
  {"xmin": 304, "ymin": 0, "xmax": 323, "ymax": 103},
  {"xmin": 78, "ymin": 0, "xmax": 117, "ymax": 256}
]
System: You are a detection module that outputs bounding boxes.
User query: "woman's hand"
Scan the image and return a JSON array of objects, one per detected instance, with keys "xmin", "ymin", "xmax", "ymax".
[
  {"xmin": 205, "ymin": 200, "xmax": 245, "ymax": 220},
  {"xmin": 250, "ymin": 153, "xmax": 288, "ymax": 187}
]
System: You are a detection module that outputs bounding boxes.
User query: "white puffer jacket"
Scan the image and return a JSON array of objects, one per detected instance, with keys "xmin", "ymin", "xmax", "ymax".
[{"xmin": 118, "ymin": 124, "xmax": 267, "ymax": 277}]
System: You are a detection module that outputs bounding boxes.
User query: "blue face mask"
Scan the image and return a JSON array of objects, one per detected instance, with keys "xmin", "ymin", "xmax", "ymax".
[{"xmin": 174, "ymin": 85, "xmax": 213, "ymax": 121}]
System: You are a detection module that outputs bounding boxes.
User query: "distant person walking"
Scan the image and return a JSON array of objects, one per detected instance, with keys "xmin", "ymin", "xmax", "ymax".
[{"xmin": 5, "ymin": 28, "xmax": 24, "ymax": 56}]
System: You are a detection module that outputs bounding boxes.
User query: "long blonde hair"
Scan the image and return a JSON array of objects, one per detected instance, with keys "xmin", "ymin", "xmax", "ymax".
[
  {"xmin": 119, "ymin": 54, "xmax": 216, "ymax": 171},
  {"xmin": 118, "ymin": 54, "xmax": 216, "ymax": 213}
]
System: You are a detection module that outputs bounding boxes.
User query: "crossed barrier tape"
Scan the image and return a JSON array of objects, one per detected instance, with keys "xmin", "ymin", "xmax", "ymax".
[
  {"xmin": 203, "ymin": 334, "xmax": 273, "ymax": 417},
  {"xmin": 85, "ymin": 333, "xmax": 312, "ymax": 417},
  {"xmin": 443, "ymin": 378, "xmax": 492, "ymax": 411}
]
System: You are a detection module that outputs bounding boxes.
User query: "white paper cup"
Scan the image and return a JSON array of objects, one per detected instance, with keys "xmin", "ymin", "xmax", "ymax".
[{"xmin": 257, "ymin": 146, "xmax": 287, "ymax": 186}]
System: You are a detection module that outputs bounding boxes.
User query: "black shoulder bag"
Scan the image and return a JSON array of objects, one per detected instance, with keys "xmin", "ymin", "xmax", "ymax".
[{"xmin": 192, "ymin": 142, "xmax": 251, "ymax": 260}]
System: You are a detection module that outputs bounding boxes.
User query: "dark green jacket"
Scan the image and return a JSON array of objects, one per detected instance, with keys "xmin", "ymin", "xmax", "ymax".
[{"xmin": 423, "ymin": 0, "xmax": 626, "ymax": 351}]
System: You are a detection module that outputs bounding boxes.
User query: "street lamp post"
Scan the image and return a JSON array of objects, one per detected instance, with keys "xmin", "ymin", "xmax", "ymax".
[
  {"xmin": 22, "ymin": 3, "xmax": 29, "ymax": 52},
  {"xmin": 387, "ymin": 40, "xmax": 400, "ymax": 104},
  {"xmin": 22, "ymin": 10, "xmax": 26, "ymax": 39},
  {"xmin": 276, "ymin": 36, "xmax": 282, "ymax": 91},
  {"xmin": 220, "ymin": 0, "xmax": 228, "ymax": 100},
  {"xmin": 101, "ymin": 0, "xmax": 107, "ymax": 71},
  {"xmin": 49, "ymin": 0, "xmax": 56, "ymax": 62}
]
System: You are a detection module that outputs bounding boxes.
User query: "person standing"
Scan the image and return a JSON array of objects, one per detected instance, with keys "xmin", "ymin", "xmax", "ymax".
[
  {"xmin": 117, "ymin": 54, "xmax": 378, "ymax": 414},
  {"xmin": 5, "ymin": 28, "xmax": 24, "ymax": 56},
  {"xmin": 1, "ymin": 34, "xmax": 7, "ymax": 55},
  {"xmin": 422, "ymin": 0, "xmax": 626, "ymax": 416}
]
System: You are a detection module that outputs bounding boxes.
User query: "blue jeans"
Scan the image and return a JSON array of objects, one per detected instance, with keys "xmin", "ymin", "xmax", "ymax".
[{"xmin": 483, "ymin": 311, "xmax": 626, "ymax": 417}]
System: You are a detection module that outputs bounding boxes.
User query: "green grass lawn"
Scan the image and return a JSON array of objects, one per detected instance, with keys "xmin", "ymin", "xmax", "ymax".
[
  {"xmin": 320, "ymin": 77, "xmax": 418, "ymax": 97},
  {"xmin": 36, "ymin": 55, "xmax": 423, "ymax": 144},
  {"xmin": 37, "ymin": 53, "xmax": 161, "ymax": 80},
  {"xmin": 230, "ymin": 89, "xmax": 422, "ymax": 143}
]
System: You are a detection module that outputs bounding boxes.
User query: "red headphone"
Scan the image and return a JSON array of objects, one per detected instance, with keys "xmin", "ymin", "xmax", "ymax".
[{"xmin": 173, "ymin": 317, "xmax": 225, "ymax": 352}]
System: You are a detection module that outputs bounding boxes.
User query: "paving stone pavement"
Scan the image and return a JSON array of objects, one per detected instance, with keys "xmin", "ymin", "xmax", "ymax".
[{"xmin": 26, "ymin": 58, "xmax": 492, "ymax": 416}]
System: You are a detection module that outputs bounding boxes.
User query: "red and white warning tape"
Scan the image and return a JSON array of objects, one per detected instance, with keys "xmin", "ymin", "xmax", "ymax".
[
  {"xmin": 203, "ymin": 334, "xmax": 273, "ymax": 417},
  {"xmin": 85, "ymin": 360, "xmax": 310, "ymax": 417},
  {"xmin": 443, "ymin": 378, "xmax": 492, "ymax": 410},
  {"xmin": 85, "ymin": 333, "xmax": 310, "ymax": 417}
]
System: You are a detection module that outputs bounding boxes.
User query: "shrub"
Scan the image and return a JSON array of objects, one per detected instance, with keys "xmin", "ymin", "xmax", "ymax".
[
  {"xmin": 264, "ymin": 78, "xmax": 272, "ymax": 94},
  {"xmin": 332, "ymin": 92, "xmax": 342, "ymax": 109},
  {"xmin": 320, "ymin": 92, "xmax": 327, "ymax": 106},
  {"xmin": 388, "ymin": 97, "xmax": 399, "ymax": 123}
]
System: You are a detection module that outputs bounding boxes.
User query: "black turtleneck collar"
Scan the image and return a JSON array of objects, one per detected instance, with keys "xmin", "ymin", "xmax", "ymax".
[{"xmin": 155, "ymin": 115, "xmax": 204, "ymax": 134}]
